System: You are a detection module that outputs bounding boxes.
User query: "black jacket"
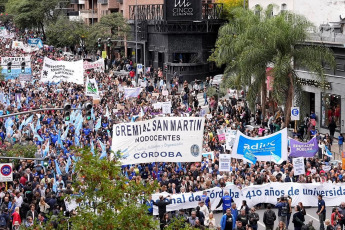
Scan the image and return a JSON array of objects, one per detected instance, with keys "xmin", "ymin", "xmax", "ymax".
[
  {"xmin": 153, "ymin": 199, "xmax": 171, "ymax": 216},
  {"xmin": 293, "ymin": 211, "xmax": 305, "ymax": 227}
]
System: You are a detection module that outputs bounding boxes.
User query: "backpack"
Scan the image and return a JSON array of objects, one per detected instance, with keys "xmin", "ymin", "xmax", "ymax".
[
  {"xmin": 0, "ymin": 215, "xmax": 6, "ymax": 227},
  {"xmin": 265, "ymin": 210, "xmax": 275, "ymax": 225},
  {"xmin": 281, "ymin": 203, "xmax": 288, "ymax": 217}
]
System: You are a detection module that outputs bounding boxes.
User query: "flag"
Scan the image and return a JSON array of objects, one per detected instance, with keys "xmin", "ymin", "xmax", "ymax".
[
  {"xmin": 57, "ymin": 130, "xmax": 63, "ymax": 147},
  {"xmin": 17, "ymin": 101, "xmax": 21, "ymax": 110},
  {"xmin": 61, "ymin": 124, "xmax": 70, "ymax": 140},
  {"xmin": 243, "ymin": 148, "xmax": 257, "ymax": 164},
  {"xmin": 98, "ymin": 140, "xmax": 107, "ymax": 159},
  {"xmin": 53, "ymin": 173, "xmax": 57, "ymax": 193},
  {"xmin": 90, "ymin": 141, "xmax": 95, "ymax": 156},
  {"xmin": 24, "ymin": 115, "xmax": 34, "ymax": 126},
  {"xmin": 36, "ymin": 119, "xmax": 41, "ymax": 131},
  {"xmin": 43, "ymin": 140, "xmax": 50, "ymax": 157},
  {"xmin": 105, "ymin": 105, "xmax": 110, "ymax": 119},
  {"xmin": 95, "ymin": 117, "xmax": 101, "ymax": 131},
  {"xmin": 66, "ymin": 156, "xmax": 72, "ymax": 172},
  {"xmin": 270, "ymin": 151, "xmax": 282, "ymax": 163},
  {"xmin": 131, "ymin": 115, "xmax": 139, "ymax": 122},
  {"xmin": 74, "ymin": 135, "xmax": 80, "ymax": 147},
  {"xmin": 140, "ymin": 107, "xmax": 144, "ymax": 117},
  {"xmin": 325, "ymin": 146, "xmax": 333, "ymax": 158},
  {"xmin": 91, "ymin": 108, "xmax": 96, "ymax": 121},
  {"xmin": 54, "ymin": 159, "xmax": 62, "ymax": 176}
]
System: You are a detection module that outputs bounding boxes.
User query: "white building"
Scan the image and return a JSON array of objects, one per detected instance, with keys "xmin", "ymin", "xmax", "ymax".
[{"xmin": 249, "ymin": 0, "xmax": 345, "ymax": 135}]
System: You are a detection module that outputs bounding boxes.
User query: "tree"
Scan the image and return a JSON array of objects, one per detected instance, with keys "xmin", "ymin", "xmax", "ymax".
[
  {"xmin": 6, "ymin": 0, "xmax": 68, "ymax": 39},
  {"xmin": 46, "ymin": 17, "xmax": 89, "ymax": 49},
  {"xmin": 210, "ymin": 7, "xmax": 335, "ymax": 125},
  {"xmin": 66, "ymin": 148, "xmax": 158, "ymax": 229},
  {"xmin": 85, "ymin": 13, "xmax": 130, "ymax": 50},
  {"xmin": 216, "ymin": 0, "xmax": 247, "ymax": 17}
]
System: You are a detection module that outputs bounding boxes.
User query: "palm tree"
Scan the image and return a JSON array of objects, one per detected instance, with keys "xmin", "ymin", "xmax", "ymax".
[{"xmin": 210, "ymin": 6, "xmax": 335, "ymax": 126}]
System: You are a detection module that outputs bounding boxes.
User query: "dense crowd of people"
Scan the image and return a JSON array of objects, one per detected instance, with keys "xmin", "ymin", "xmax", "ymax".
[{"xmin": 0, "ymin": 19, "xmax": 344, "ymax": 230}]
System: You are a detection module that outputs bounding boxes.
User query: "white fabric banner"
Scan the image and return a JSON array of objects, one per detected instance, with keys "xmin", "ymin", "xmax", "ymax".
[
  {"xmin": 293, "ymin": 157, "xmax": 305, "ymax": 176},
  {"xmin": 112, "ymin": 117, "xmax": 205, "ymax": 165},
  {"xmin": 83, "ymin": 59, "xmax": 104, "ymax": 72},
  {"xmin": 219, "ymin": 154, "xmax": 231, "ymax": 172},
  {"xmin": 40, "ymin": 57, "xmax": 84, "ymax": 84},
  {"xmin": 85, "ymin": 77, "xmax": 99, "ymax": 97},
  {"xmin": 1, "ymin": 56, "xmax": 31, "ymax": 67},
  {"xmin": 152, "ymin": 182, "xmax": 345, "ymax": 214},
  {"xmin": 124, "ymin": 87, "xmax": 141, "ymax": 99}
]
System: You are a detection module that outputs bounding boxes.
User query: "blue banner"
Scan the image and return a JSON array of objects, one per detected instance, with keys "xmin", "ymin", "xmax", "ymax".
[
  {"xmin": 1, "ymin": 68, "xmax": 32, "ymax": 80},
  {"xmin": 232, "ymin": 129, "xmax": 288, "ymax": 164},
  {"xmin": 28, "ymin": 38, "xmax": 43, "ymax": 48}
]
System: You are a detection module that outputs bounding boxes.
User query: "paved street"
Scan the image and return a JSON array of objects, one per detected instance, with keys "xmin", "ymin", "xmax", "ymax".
[{"xmin": 214, "ymin": 206, "xmax": 333, "ymax": 230}]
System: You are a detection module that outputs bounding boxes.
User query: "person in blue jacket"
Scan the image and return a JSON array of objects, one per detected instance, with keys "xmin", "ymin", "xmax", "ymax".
[
  {"xmin": 230, "ymin": 203, "xmax": 238, "ymax": 229},
  {"xmin": 201, "ymin": 191, "xmax": 211, "ymax": 209},
  {"xmin": 220, "ymin": 208, "xmax": 233, "ymax": 230},
  {"xmin": 216, "ymin": 191, "xmax": 234, "ymax": 214}
]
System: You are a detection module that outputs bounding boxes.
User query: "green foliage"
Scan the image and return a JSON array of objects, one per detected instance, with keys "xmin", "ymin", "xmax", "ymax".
[
  {"xmin": 6, "ymin": 0, "xmax": 67, "ymax": 32},
  {"xmin": 46, "ymin": 17, "xmax": 89, "ymax": 48},
  {"xmin": 85, "ymin": 13, "xmax": 130, "ymax": 50},
  {"xmin": 207, "ymin": 86, "xmax": 226, "ymax": 99},
  {"xmin": 67, "ymin": 148, "xmax": 158, "ymax": 230},
  {"xmin": 4, "ymin": 143, "xmax": 37, "ymax": 158},
  {"xmin": 209, "ymin": 7, "xmax": 335, "ymax": 121}
]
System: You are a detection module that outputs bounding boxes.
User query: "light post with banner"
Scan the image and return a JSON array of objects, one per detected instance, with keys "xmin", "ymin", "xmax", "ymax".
[{"xmin": 291, "ymin": 107, "xmax": 300, "ymax": 133}]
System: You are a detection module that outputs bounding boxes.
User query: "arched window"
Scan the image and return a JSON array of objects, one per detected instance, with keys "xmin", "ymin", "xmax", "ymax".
[
  {"xmin": 254, "ymin": 4, "xmax": 261, "ymax": 16},
  {"xmin": 281, "ymin": 3, "xmax": 287, "ymax": 13}
]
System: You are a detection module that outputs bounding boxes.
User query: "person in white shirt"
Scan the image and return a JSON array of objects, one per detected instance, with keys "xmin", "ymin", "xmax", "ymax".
[
  {"xmin": 198, "ymin": 201, "xmax": 209, "ymax": 217},
  {"xmin": 15, "ymin": 191, "xmax": 23, "ymax": 208}
]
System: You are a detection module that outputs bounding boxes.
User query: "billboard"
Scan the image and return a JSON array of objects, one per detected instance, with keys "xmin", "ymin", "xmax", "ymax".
[{"xmin": 165, "ymin": 0, "xmax": 202, "ymax": 21}]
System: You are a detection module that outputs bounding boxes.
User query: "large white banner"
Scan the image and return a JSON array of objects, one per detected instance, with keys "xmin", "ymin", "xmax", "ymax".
[
  {"xmin": 232, "ymin": 128, "xmax": 288, "ymax": 164},
  {"xmin": 84, "ymin": 59, "xmax": 104, "ymax": 72},
  {"xmin": 40, "ymin": 57, "xmax": 84, "ymax": 84},
  {"xmin": 112, "ymin": 117, "xmax": 205, "ymax": 165},
  {"xmin": 152, "ymin": 182, "xmax": 345, "ymax": 214},
  {"xmin": 1, "ymin": 56, "xmax": 31, "ymax": 67}
]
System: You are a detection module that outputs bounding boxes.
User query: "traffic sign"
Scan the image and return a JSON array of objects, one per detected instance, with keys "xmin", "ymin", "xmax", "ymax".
[
  {"xmin": 291, "ymin": 107, "xmax": 300, "ymax": 121},
  {"xmin": 0, "ymin": 163, "xmax": 12, "ymax": 182}
]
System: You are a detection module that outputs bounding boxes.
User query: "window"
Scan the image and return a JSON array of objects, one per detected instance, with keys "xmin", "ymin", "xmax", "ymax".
[
  {"xmin": 267, "ymin": 4, "xmax": 274, "ymax": 17},
  {"xmin": 281, "ymin": 3, "xmax": 287, "ymax": 13},
  {"xmin": 321, "ymin": 93, "xmax": 341, "ymax": 130},
  {"xmin": 254, "ymin": 4, "xmax": 261, "ymax": 16}
]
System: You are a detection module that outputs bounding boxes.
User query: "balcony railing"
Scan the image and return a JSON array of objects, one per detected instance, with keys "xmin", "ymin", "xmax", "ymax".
[
  {"xmin": 80, "ymin": 9, "xmax": 98, "ymax": 18},
  {"xmin": 98, "ymin": 0, "xmax": 108, "ymax": 5},
  {"xmin": 70, "ymin": 0, "xmax": 79, "ymax": 4}
]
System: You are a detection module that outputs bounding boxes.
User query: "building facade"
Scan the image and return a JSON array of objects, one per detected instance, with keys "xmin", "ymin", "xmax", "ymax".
[{"xmin": 249, "ymin": 0, "xmax": 345, "ymax": 134}]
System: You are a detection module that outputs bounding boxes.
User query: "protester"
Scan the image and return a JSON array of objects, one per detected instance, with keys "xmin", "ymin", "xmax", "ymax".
[
  {"xmin": 318, "ymin": 195, "xmax": 326, "ymax": 230},
  {"xmin": 220, "ymin": 208, "xmax": 233, "ymax": 230},
  {"xmin": 263, "ymin": 204, "xmax": 276, "ymax": 230}
]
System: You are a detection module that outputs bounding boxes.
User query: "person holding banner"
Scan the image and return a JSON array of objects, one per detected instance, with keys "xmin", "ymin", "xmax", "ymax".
[
  {"xmin": 153, "ymin": 195, "xmax": 172, "ymax": 224},
  {"xmin": 216, "ymin": 191, "xmax": 234, "ymax": 214}
]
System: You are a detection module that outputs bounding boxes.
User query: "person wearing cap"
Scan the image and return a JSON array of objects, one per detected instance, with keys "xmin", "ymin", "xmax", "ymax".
[{"xmin": 216, "ymin": 191, "xmax": 234, "ymax": 214}]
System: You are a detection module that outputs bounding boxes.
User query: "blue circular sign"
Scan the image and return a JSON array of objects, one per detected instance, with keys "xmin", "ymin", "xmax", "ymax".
[
  {"xmin": 292, "ymin": 108, "xmax": 299, "ymax": 116},
  {"xmin": 0, "ymin": 165, "xmax": 12, "ymax": 176}
]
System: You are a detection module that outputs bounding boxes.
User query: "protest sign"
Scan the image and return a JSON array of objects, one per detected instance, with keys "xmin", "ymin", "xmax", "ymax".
[
  {"xmin": 217, "ymin": 128, "xmax": 226, "ymax": 141},
  {"xmin": 225, "ymin": 130, "xmax": 237, "ymax": 150},
  {"xmin": 124, "ymin": 87, "xmax": 141, "ymax": 99},
  {"xmin": 153, "ymin": 103, "xmax": 162, "ymax": 110},
  {"xmin": 28, "ymin": 38, "xmax": 43, "ymax": 48},
  {"xmin": 152, "ymin": 182, "xmax": 345, "ymax": 214},
  {"xmin": 293, "ymin": 157, "xmax": 305, "ymax": 176},
  {"xmin": 40, "ymin": 57, "xmax": 84, "ymax": 84},
  {"xmin": 289, "ymin": 137, "xmax": 318, "ymax": 158},
  {"xmin": 202, "ymin": 152, "xmax": 214, "ymax": 161},
  {"xmin": 232, "ymin": 128, "xmax": 288, "ymax": 164},
  {"xmin": 18, "ymin": 74, "xmax": 32, "ymax": 82},
  {"xmin": 161, "ymin": 101, "xmax": 171, "ymax": 114},
  {"xmin": 85, "ymin": 77, "xmax": 99, "ymax": 97},
  {"xmin": 1, "ymin": 56, "xmax": 31, "ymax": 67},
  {"xmin": 112, "ymin": 117, "xmax": 205, "ymax": 165},
  {"xmin": 162, "ymin": 90, "xmax": 169, "ymax": 96},
  {"xmin": 83, "ymin": 59, "xmax": 104, "ymax": 72},
  {"xmin": 219, "ymin": 154, "xmax": 231, "ymax": 172},
  {"xmin": 11, "ymin": 41, "xmax": 25, "ymax": 49}
]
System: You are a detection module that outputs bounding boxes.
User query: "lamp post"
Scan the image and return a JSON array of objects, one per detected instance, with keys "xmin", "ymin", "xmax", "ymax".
[{"xmin": 135, "ymin": 0, "xmax": 138, "ymax": 64}]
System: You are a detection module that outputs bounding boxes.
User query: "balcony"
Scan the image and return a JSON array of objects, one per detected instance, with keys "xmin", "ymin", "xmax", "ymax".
[
  {"xmin": 67, "ymin": 11, "xmax": 80, "ymax": 16},
  {"xmin": 98, "ymin": 0, "xmax": 108, "ymax": 4},
  {"xmin": 70, "ymin": 0, "xmax": 78, "ymax": 4},
  {"xmin": 80, "ymin": 9, "xmax": 98, "ymax": 18}
]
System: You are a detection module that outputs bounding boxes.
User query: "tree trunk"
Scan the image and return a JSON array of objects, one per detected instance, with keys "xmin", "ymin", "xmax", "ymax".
[
  {"xmin": 284, "ymin": 74, "xmax": 294, "ymax": 128},
  {"xmin": 261, "ymin": 76, "xmax": 267, "ymax": 121},
  {"xmin": 40, "ymin": 22, "xmax": 46, "ymax": 41}
]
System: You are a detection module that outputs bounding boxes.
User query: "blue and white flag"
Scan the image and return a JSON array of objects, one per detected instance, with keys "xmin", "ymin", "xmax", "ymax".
[
  {"xmin": 95, "ymin": 117, "xmax": 101, "ymax": 131},
  {"xmin": 61, "ymin": 124, "xmax": 70, "ymax": 141},
  {"xmin": 66, "ymin": 156, "xmax": 72, "ymax": 172},
  {"xmin": 98, "ymin": 140, "xmax": 107, "ymax": 159},
  {"xmin": 140, "ymin": 107, "xmax": 144, "ymax": 117},
  {"xmin": 232, "ymin": 128, "xmax": 288, "ymax": 164},
  {"xmin": 90, "ymin": 141, "xmax": 95, "ymax": 156},
  {"xmin": 325, "ymin": 146, "xmax": 333, "ymax": 158},
  {"xmin": 43, "ymin": 140, "xmax": 50, "ymax": 157},
  {"xmin": 91, "ymin": 108, "xmax": 96, "ymax": 121},
  {"xmin": 36, "ymin": 119, "xmax": 41, "ymax": 131},
  {"xmin": 24, "ymin": 115, "xmax": 34, "ymax": 126},
  {"xmin": 243, "ymin": 148, "xmax": 257, "ymax": 164},
  {"xmin": 54, "ymin": 159, "xmax": 62, "ymax": 175}
]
